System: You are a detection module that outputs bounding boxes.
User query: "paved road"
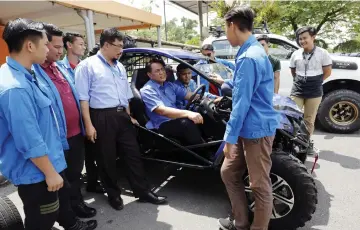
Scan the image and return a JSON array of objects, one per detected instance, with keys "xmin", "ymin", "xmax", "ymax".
[{"xmin": 2, "ymin": 129, "xmax": 359, "ymax": 230}]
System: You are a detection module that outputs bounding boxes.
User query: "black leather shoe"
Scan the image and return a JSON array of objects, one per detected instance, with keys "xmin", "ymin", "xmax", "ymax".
[
  {"xmin": 138, "ymin": 192, "xmax": 167, "ymax": 205},
  {"xmin": 72, "ymin": 202, "xmax": 97, "ymax": 218},
  {"xmin": 108, "ymin": 196, "xmax": 124, "ymax": 210},
  {"xmin": 86, "ymin": 182, "xmax": 105, "ymax": 194},
  {"xmin": 68, "ymin": 219, "xmax": 97, "ymax": 230}
]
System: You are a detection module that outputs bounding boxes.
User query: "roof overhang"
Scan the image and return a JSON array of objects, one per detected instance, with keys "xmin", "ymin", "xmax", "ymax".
[
  {"xmin": 169, "ymin": 0, "xmax": 213, "ymax": 15},
  {"xmin": 0, "ymin": 0, "xmax": 162, "ymax": 34}
]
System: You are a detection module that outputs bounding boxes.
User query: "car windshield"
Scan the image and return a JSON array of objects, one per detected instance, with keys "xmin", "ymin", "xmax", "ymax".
[
  {"xmin": 212, "ymin": 39, "xmax": 239, "ymax": 59},
  {"xmin": 194, "ymin": 62, "xmax": 234, "ymax": 80}
]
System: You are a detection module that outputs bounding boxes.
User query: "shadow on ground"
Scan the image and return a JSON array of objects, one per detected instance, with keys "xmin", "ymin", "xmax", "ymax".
[
  {"xmin": 301, "ymin": 171, "xmax": 332, "ymax": 230},
  {"xmin": 319, "ymin": 150, "xmax": 360, "ymax": 169}
]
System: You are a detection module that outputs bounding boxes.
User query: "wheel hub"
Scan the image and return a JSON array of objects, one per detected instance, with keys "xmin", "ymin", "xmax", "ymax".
[
  {"xmin": 329, "ymin": 101, "xmax": 359, "ymax": 126},
  {"xmin": 244, "ymin": 173, "xmax": 294, "ymax": 219}
]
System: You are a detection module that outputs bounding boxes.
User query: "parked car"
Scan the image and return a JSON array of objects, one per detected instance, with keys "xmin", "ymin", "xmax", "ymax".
[
  {"xmin": 204, "ymin": 33, "xmax": 360, "ymax": 134},
  {"xmin": 120, "ymin": 47, "xmax": 318, "ymax": 230}
]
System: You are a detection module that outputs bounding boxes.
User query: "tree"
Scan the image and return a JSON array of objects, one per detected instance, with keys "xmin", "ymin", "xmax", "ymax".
[
  {"xmin": 128, "ymin": 17, "xmax": 200, "ymax": 45},
  {"xmin": 333, "ymin": 40, "xmax": 360, "ymax": 53},
  {"xmin": 209, "ymin": 0, "xmax": 360, "ymax": 47}
]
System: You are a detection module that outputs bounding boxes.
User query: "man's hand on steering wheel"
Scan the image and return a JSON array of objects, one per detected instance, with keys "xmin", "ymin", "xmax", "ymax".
[
  {"xmin": 213, "ymin": 97, "xmax": 223, "ymax": 104},
  {"xmin": 185, "ymin": 84, "xmax": 206, "ymax": 110}
]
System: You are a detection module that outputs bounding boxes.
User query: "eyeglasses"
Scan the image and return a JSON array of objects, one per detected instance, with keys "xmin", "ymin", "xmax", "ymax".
[
  {"xmin": 152, "ymin": 68, "xmax": 165, "ymax": 74},
  {"xmin": 108, "ymin": 42, "xmax": 123, "ymax": 49}
]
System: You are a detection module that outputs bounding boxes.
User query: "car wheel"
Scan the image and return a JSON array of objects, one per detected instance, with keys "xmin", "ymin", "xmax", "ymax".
[
  {"xmin": 0, "ymin": 196, "xmax": 24, "ymax": 230},
  {"xmin": 244, "ymin": 152, "xmax": 317, "ymax": 230},
  {"xmin": 318, "ymin": 89, "xmax": 360, "ymax": 133},
  {"xmin": 0, "ymin": 173, "xmax": 9, "ymax": 187}
]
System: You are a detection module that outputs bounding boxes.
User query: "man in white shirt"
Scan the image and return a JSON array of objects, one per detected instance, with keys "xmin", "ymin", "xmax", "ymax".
[{"xmin": 289, "ymin": 26, "xmax": 332, "ymax": 136}]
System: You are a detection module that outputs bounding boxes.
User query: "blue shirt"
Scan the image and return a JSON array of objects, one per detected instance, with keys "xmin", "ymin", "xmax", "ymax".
[
  {"xmin": 0, "ymin": 57, "xmax": 67, "ymax": 185},
  {"xmin": 75, "ymin": 51, "xmax": 133, "ymax": 109},
  {"xmin": 32, "ymin": 63, "xmax": 70, "ymax": 150},
  {"xmin": 140, "ymin": 80, "xmax": 187, "ymax": 129},
  {"xmin": 224, "ymin": 35, "xmax": 280, "ymax": 144},
  {"xmin": 174, "ymin": 79, "xmax": 216, "ymax": 109},
  {"xmin": 60, "ymin": 56, "xmax": 76, "ymax": 83},
  {"xmin": 215, "ymin": 57, "xmax": 236, "ymax": 71}
]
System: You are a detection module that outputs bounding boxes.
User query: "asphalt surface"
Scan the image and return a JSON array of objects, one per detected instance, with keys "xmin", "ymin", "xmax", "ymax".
[{"xmin": 1, "ymin": 128, "xmax": 359, "ymax": 230}]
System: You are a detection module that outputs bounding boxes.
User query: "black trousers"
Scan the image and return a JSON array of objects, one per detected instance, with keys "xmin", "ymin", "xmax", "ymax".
[
  {"xmin": 84, "ymin": 139, "xmax": 99, "ymax": 186},
  {"xmin": 90, "ymin": 107, "xmax": 149, "ymax": 198},
  {"xmin": 158, "ymin": 118, "xmax": 204, "ymax": 145},
  {"xmin": 64, "ymin": 133, "xmax": 85, "ymax": 207},
  {"xmin": 18, "ymin": 172, "xmax": 77, "ymax": 230}
]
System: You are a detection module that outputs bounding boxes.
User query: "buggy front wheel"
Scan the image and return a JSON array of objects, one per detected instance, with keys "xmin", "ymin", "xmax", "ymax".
[{"xmin": 244, "ymin": 152, "xmax": 317, "ymax": 230}]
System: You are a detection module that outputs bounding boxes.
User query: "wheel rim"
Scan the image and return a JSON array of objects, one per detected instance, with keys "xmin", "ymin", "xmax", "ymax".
[
  {"xmin": 244, "ymin": 173, "xmax": 295, "ymax": 219},
  {"xmin": 329, "ymin": 101, "xmax": 359, "ymax": 126}
]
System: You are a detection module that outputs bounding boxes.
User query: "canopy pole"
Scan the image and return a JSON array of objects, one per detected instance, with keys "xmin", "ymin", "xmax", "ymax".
[
  {"xmin": 157, "ymin": 26, "xmax": 161, "ymax": 47},
  {"xmin": 77, "ymin": 9, "xmax": 93, "ymax": 51},
  {"xmin": 198, "ymin": 1, "xmax": 204, "ymax": 42},
  {"xmin": 87, "ymin": 10, "xmax": 96, "ymax": 48}
]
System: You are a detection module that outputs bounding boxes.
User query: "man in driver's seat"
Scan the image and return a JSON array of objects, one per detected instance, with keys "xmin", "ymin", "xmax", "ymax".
[
  {"xmin": 174, "ymin": 63, "xmax": 219, "ymax": 109},
  {"xmin": 140, "ymin": 59, "xmax": 204, "ymax": 145}
]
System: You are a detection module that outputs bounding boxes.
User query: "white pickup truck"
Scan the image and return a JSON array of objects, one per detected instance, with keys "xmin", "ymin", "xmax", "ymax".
[{"xmin": 203, "ymin": 33, "xmax": 360, "ymax": 134}]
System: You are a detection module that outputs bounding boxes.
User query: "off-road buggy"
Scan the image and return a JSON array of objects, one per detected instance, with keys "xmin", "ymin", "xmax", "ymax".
[{"xmin": 120, "ymin": 48, "xmax": 318, "ymax": 229}]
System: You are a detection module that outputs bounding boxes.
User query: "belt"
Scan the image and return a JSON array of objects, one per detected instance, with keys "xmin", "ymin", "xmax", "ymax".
[{"xmin": 90, "ymin": 106, "xmax": 126, "ymax": 112}]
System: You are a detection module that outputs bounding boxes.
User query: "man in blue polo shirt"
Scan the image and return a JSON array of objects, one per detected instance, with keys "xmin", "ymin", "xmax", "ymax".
[
  {"xmin": 174, "ymin": 63, "xmax": 218, "ymax": 109},
  {"xmin": 75, "ymin": 28, "xmax": 167, "ymax": 211},
  {"xmin": 140, "ymin": 59, "xmax": 205, "ymax": 145},
  {"xmin": 0, "ymin": 18, "xmax": 96, "ymax": 230},
  {"xmin": 217, "ymin": 6, "xmax": 280, "ymax": 230}
]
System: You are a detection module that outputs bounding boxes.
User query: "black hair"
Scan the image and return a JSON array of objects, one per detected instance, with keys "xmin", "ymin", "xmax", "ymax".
[
  {"xmin": 99, "ymin": 27, "xmax": 125, "ymax": 48},
  {"xmin": 295, "ymin": 26, "xmax": 317, "ymax": 46},
  {"xmin": 145, "ymin": 58, "xmax": 165, "ymax": 73},
  {"xmin": 201, "ymin": 44, "xmax": 214, "ymax": 51},
  {"xmin": 43, "ymin": 23, "xmax": 63, "ymax": 42},
  {"xmin": 257, "ymin": 34, "xmax": 270, "ymax": 43},
  {"xmin": 224, "ymin": 5, "xmax": 255, "ymax": 32},
  {"xmin": 176, "ymin": 63, "xmax": 190, "ymax": 73},
  {"xmin": 296, "ymin": 26, "xmax": 317, "ymax": 38},
  {"xmin": 63, "ymin": 32, "xmax": 84, "ymax": 50},
  {"xmin": 88, "ymin": 43, "xmax": 100, "ymax": 57},
  {"xmin": 2, "ymin": 18, "xmax": 45, "ymax": 53}
]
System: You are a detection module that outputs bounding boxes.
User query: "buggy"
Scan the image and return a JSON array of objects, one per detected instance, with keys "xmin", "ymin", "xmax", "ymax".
[{"xmin": 120, "ymin": 48, "xmax": 318, "ymax": 230}]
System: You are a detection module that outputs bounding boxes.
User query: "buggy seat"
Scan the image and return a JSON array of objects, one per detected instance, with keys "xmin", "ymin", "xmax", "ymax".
[{"xmin": 129, "ymin": 67, "xmax": 175, "ymax": 127}]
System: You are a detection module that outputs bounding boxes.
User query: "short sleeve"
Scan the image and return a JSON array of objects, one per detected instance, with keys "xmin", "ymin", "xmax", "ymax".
[
  {"xmin": 321, "ymin": 49, "xmax": 332, "ymax": 67},
  {"xmin": 173, "ymin": 83, "xmax": 187, "ymax": 100},
  {"xmin": 289, "ymin": 51, "xmax": 296, "ymax": 69},
  {"xmin": 0, "ymin": 88, "xmax": 49, "ymax": 159},
  {"xmin": 74, "ymin": 62, "xmax": 91, "ymax": 101},
  {"xmin": 140, "ymin": 87, "xmax": 164, "ymax": 112},
  {"xmin": 274, "ymin": 59, "xmax": 281, "ymax": 72}
]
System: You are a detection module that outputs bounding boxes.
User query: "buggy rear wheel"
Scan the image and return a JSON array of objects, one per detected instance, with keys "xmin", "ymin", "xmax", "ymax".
[
  {"xmin": 0, "ymin": 196, "xmax": 24, "ymax": 230},
  {"xmin": 245, "ymin": 152, "xmax": 317, "ymax": 230}
]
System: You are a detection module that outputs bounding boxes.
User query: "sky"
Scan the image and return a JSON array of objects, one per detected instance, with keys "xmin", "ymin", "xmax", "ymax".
[{"xmin": 115, "ymin": 0, "xmax": 199, "ymax": 23}]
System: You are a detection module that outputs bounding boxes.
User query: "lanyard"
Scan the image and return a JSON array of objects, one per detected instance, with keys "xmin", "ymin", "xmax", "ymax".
[
  {"xmin": 302, "ymin": 46, "xmax": 316, "ymax": 77},
  {"xmin": 96, "ymin": 54, "xmax": 126, "ymax": 106},
  {"xmin": 31, "ymin": 71, "xmax": 60, "ymax": 136}
]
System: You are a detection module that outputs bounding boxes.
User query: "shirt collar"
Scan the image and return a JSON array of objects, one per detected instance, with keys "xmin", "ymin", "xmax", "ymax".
[
  {"xmin": 236, "ymin": 35, "xmax": 257, "ymax": 58},
  {"xmin": 40, "ymin": 61, "xmax": 56, "ymax": 70},
  {"xmin": 150, "ymin": 79, "xmax": 168, "ymax": 89},
  {"xmin": 6, "ymin": 56, "xmax": 35, "ymax": 82},
  {"xmin": 96, "ymin": 51, "xmax": 118, "ymax": 66}
]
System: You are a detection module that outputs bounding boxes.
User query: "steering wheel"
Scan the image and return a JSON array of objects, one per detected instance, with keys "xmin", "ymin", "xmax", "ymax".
[{"xmin": 185, "ymin": 84, "xmax": 206, "ymax": 110}]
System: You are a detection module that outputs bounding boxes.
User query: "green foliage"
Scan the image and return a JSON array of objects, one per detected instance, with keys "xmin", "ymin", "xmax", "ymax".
[
  {"xmin": 128, "ymin": 17, "xmax": 199, "ymax": 45},
  {"xmin": 333, "ymin": 39, "xmax": 360, "ymax": 53},
  {"xmin": 209, "ymin": 0, "xmax": 360, "ymax": 48}
]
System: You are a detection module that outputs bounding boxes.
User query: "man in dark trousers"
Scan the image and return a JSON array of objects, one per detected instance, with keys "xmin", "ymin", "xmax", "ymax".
[
  {"xmin": 32, "ymin": 23, "xmax": 97, "ymax": 219},
  {"xmin": 217, "ymin": 6, "xmax": 280, "ymax": 230},
  {"xmin": 75, "ymin": 27, "xmax": 167, "ymax": 210},
  {"xmin": 0, "ymin": 18, "xmax": 96, "ymax": 230}
]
